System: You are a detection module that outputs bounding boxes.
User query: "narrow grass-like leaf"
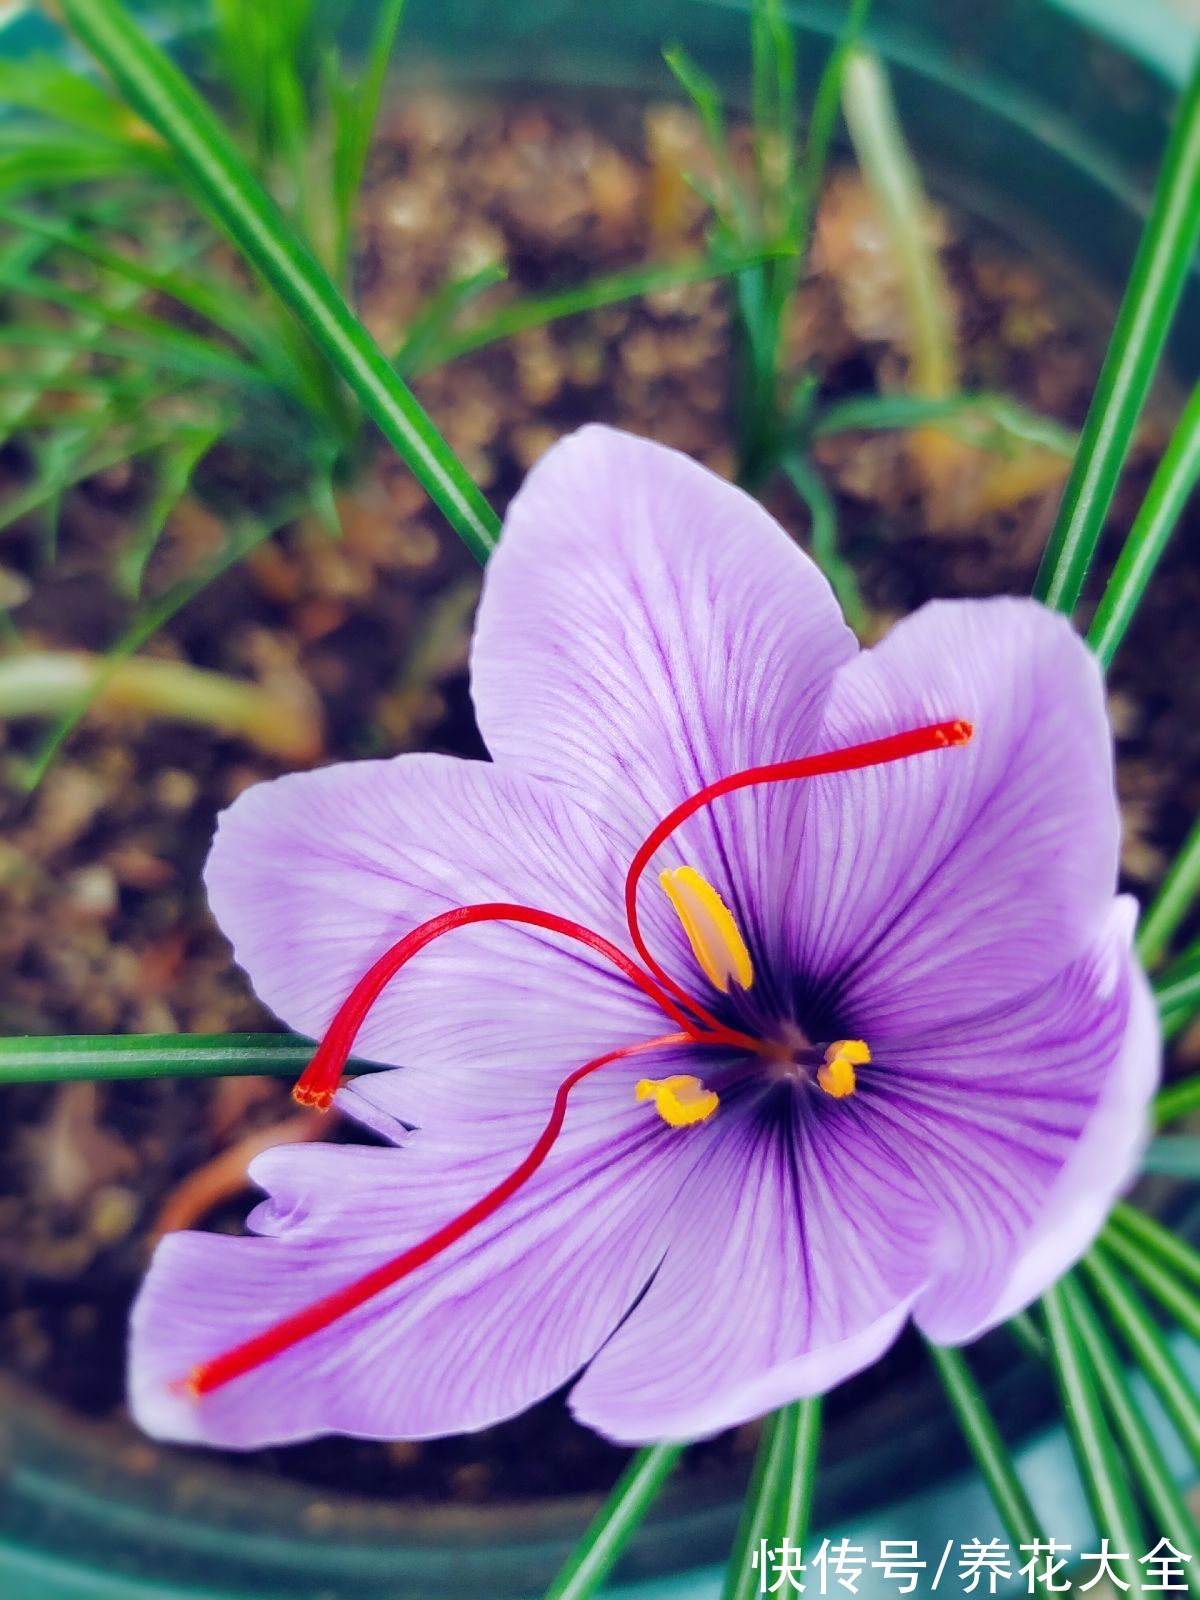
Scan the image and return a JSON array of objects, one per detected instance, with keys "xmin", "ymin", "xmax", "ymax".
[
  {"xmin": 721, "ymin": 1398, "xmax": 821, "ymax": 1600},
  {"xmin": 1042, "ymin": 1282, "xmax": 1147, "ymax": 1575},
  {"xmin": 543, "ymin": 1444, "xmax": 684, "ymax": 1600},
  {"xmin": 812, "ymin": 391, "xmax": 1076, "ymax": 458},
  {"xmin": 782, "ymin": 454, "xmax": 866, "ymax": 631},
  {"xmin": 0, "ymin": 264, "xmax": 271, "ymax": 390},
  {"xmin": 21, "ymin": 508, "xmax": 285, "ymax": 787},
  {"xmin": 1082, "ymin": 1248, "xmax": 1200, "ymax": 1467},
  {"xmin": 1155, "ymin": 1066, "xmax": 1200, "ymax": 1128},
  {"xmin": 1108, "ymin": 1203, "xmax": 1200, "ymax": 1293},
  {"xmin": 1154, "ymin": 943, "xmax": 1200, "ymax": 1024},
  {"xmin": 114, "ymin": 426, "xmax": 225, "ymax": 596},
  {"xmin": 1101, "ymin": 1228, "xmax": 1200, "ymax": 1343},
  {"xmin": 1089, "ymin": 380, "xmax": 1200, "ymax": 668},
  {"xmin": 1034, "ymin": 53, "xmax": 1200, "ymax": 614},
  {"xmin": 0, "ymin": 1031, "xmax": 373, "ymax": 1082},
  {"xmin": 410, "ymin": 248, "xmax": 789, "ymax": 374},
  {"xmin": 799, "ymin": 0, "xmax": 871, "ymax": 232},
  {"xmin": 1063, "ymin": 1276, "xmax": 1199, "ymax": 1594},
  {"xmin": 331, "ymin": 0, "xmax": 407, "ymax": 282},
  {"xmin": 393, "ymin": 260, "xmax": 507, "ymax": 371},
  {"xmin": 927, "ymin": 1344, "xmax": 1043, "ymax": 1548},
  {"xmin": 1138, "ymin": 810, "xmax": 1200, "ymax": 968},
  {"xmin": 58, "ymin": 0, "xmax": 499, "ymax": 565}
]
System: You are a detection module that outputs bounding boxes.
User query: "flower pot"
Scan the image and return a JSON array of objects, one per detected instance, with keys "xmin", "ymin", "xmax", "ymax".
[{"xmin": 0, "ymin": 1, "xmax": 1195, "ymax": 1596}]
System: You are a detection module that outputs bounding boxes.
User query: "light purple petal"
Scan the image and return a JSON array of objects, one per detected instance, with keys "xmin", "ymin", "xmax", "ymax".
[
  {"xmin": 907, "ymin": 900, "xmax": 1159, "ymax": 1343},
  {"xmin": 130, "ymin": 1072, "xmax": 715, "ymax": 1448},
  {"xmin": 785, "ymin": 597, "xmax": 1120, "ymax": 1037},
  {"xmin": 204, "ymin": 752, "xmax": 677, "ymax": 1089},
  {"xmin": 569, "ymin": 1094, "xmax": 935, "ymax": 1444},
  {"xmin": 470, "ymin": 425, "xmax": 858, "ymax": 1007}
]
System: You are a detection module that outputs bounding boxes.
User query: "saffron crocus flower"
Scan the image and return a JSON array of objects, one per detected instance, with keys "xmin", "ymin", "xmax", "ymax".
[{"xmin": 130, "ymin": 425, "xmax": 1158, "ymax": 1449}]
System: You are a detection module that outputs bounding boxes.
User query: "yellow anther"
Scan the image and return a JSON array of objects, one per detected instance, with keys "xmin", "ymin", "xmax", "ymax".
[
  {"xmin": 817, "ymin": 1039, "xmax": 869, "ymax": 1099},
  {"xmin": 636, "ymin": 1074, "xmax": 720, "ymax": 1128},
  {"xmin": 659, "ymin": 865, "xmax": 754, "ymax": 994}
]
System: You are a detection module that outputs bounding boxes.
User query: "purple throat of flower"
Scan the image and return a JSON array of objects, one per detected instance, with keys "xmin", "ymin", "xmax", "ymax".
[{"xmin": 179, "ymin": 717, "xmax": 973, "ymax": 1402}]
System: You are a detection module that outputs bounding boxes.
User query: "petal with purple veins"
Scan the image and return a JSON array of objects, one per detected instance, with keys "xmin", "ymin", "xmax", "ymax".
[{"xmin": 783, "ymin": 597, "xmax": 1120, "ymax": 1035}]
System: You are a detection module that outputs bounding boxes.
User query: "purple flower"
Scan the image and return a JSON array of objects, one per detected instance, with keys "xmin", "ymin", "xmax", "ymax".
[{"xmin": 129, "ymin": 425, "xmax": 1159, "ymax": 1449}]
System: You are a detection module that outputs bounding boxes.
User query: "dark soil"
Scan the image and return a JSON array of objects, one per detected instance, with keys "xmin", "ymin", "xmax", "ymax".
[{"xmin": 0, "ymin": 89, "xmax": 1196, "ymax": 1507}]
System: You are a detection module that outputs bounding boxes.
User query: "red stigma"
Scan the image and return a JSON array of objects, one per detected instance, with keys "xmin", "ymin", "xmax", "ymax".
[
  {"xmin": 181, "ymin": 716, "xmax": 972, "ymax": 1401},
  {"xmin": 622, "ymin": 719, "xmax": 973, "ymax": 1010},
  {"xmin": 184, "ymin": 1031, "xmax": 690, "ymax": 1399}
]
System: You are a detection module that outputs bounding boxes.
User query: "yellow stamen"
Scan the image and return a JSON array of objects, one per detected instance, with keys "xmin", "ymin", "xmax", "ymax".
[
  {"xmin": 659, "ymin": 865, "xmax": 754, "ymax": 994},
  {"xmin": 636, "ymin": 1074, "xmax": 720, "ymax": 1128},
  {"xmin": 817, "ymin": 1039, "xmax": 869, "ymax": 1099}
]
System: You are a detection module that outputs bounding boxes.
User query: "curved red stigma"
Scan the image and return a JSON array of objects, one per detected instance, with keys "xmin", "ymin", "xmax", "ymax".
[
  {"xmin": 182, "ymin": 1030, "xmax": 690, "ymax": 1399},
  {"xmin": 292, "ymin": 902, "xmax": 760, "ymax": 1113},
  {"xmin": 623, "ymin": 719, "xmax": 973, "ymax": 1017}
]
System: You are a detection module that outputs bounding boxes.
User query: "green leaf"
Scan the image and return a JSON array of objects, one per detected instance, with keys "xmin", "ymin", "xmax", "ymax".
[
  {"xmin": 782, "ymin": 454, "xmax": 867, "ymax": 631},
  {"xmin": 331, "ymin": 0, "xmax": 407, "ymax": 283},
  {"xmin": 799, "ymin": 0, "xmax": 870, "ymax": 233},
  {"xmin": 1034, "ymin": 55, "xmax": 1200, "ymax": 614},
  {"xmin": 0, "ymin": 1031, "xmax": 353, "ymax": 1082},
  {"xmin": 542, "ymin": 1444, "xmax": 684, "ymax": 1600},
  {"xmin": 113, "ymin": 424, "xmax": 223, "ymax": 597},
  {"xmin": 1137, "ymin": 810, "xmax": 1200, "ymax": 969},
  {"xmin": 1155, "ymin": 1063, "xmax": 1200, "ymax": 1128},
  {"xmin": 1101, "ymin": 1224, "xmax": 1200, "ymax": 1344},
  {"xmin": 1154, "ymin": 942, "xmax": 1200, "ymax": 1026},
  {"xmin": 927, "ymin": 1344, "xmax": 1043, "ymax": 1548},
  {"xmin": 1088, "ymin": 380, "xmax": 1200, "ymax": 668},
  {"xmin": 21, "ymin": 507, "xmax": 283, "ymax": 787},
  {"xmin": 407, "ymin": 248, "xmax": 789, "ymax": 374},
  {"xmin": 1082, "ymin": 1248, "xmax": 1200, "ymax": 1468},
  {"xmin": 1108, "ymin": 1203, "xmax": 1200, "ymax": 1294},
  {"xmin": 58, "ymin": 0, "xmax": 500, "ymax": 566},
  {"xmin": 721, "ymin": 1399, "xmax": 821, "ymax": 1600},
  {"xmin": 1042, "ymin": 1282, "xmax": 1147, "ymax": 1576},
  {"xmin": 1063, "ymin": 1275, "xmax": 1199, "ymax": 1596},
  {"xmin": 811, "ymin": 390, "xmax": 1076, "ymax": 458}
]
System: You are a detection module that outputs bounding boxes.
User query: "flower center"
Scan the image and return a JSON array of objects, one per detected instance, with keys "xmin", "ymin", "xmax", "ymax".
[{"xmin": 180, "ymin": 717, "xmax": 971, "ymax": 1400}]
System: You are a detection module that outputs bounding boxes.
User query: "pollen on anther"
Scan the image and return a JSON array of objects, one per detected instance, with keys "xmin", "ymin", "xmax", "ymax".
[
  {"xmin": 817, "ymin": 1039, "xmax": 869, "ymax": 1099},
  {"xmin": 636, "ymin": 1074, "xmax": 719, "ymax": 1127},
  {"xmin": 659, "ymin": 865, "xmax": 754, "ymax": 994}
]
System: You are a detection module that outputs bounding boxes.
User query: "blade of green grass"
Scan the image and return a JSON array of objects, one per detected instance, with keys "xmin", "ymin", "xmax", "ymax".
[
  {"xmin": 1063, "ymin": 1276, "xmax": 1199, "ymax": 1595},
  {"xmin": 0, "ymin": 1032, "xmax": 345, "ymax": 1081},
  {"xmin": 721, "ymin": 1399, "xmax": 821, "ymax": 1600},
  {"xmin": 1153, "ymin": 943, "xmax": 1200, "ymax": 1024},
  {"xmin": 1083, "ymin": 1248, "xmax": 1200, "ymax": 1467},
  {"xmin": 799, "ymin": 0, "xmax": 870, "ymax": 233},
  {"xmin": 1101, "ymin": 1227, "xmax": 1200, "ymax": 1342},
  {"xmin": 811, "ymin": 391, "xmax": 1077, "ymax": 458},
  {"xmin": 782, "ymin": 453, "xmax": 866, "ymax": 631},
  {"xmin": 1042, "ymin": 1281, "xmax": 1146, "ymax": 1580},
  {"xmin": 20, "ymin": 506, "xmax": 283, "ymax": 787},
  {"xmin": 1138, "ymin": 811, "xmax": 1200, "ymax": 968},
  {"xmin": 331, "ymin": 0, "xmax": 407, "ymax": 283},
  {"xmin": 543, "ymin": 1444, "xmax": 684, "ymax": 1600},
  {"xmin": 58, "ymin": 0, "xmax": 499, "ymax": 564},
  {"xmin": 927, "ymin": 1344, "xmax": 1043, "ymax": 1548},
  {"xmin": 1089, "ymin": 380, "xmax": 1200, "ymax": 668},
  {"xmin": 406, "ymin": 247, "xmax": 790, "ymax": 374},
  {"xmin": 1155, "ymin": 1063, "xmax": 1200, "ymax": 1127},
  {"xmin": 1034, "ymin": 52, "xmax": 1200, "ymax": 614},
  {"xmin": 1108, "ymin": 1203, "xmax": 1200, "ymax": 1293},
  {"xmin": 114, "ymin": 424, "xmax": 224, "ymax": 596}
]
